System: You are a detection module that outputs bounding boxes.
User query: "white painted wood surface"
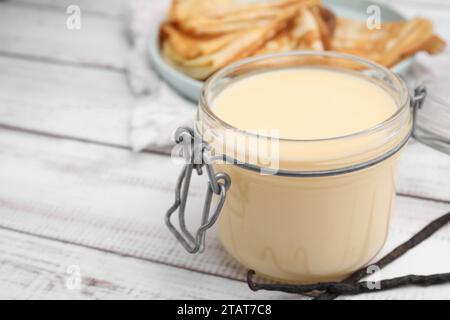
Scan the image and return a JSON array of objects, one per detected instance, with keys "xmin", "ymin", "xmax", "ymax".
[
  {"xmin": 0, "ymin": 0, "xmax": 449, "ymax": 299},
  {"xmin": 0, "ymin": 2, "xmax": 128, "ymax": 70},
  {"xmin": 0, "ymin": 128, "xmax": 448, "ymax": 299},
  {"xmin": 0, "ymin": 228, "xmax": 300, "ymax": 300},
  {"xmin": 0, "ymin": 57, "xmax": 132, "ymax": 146}
]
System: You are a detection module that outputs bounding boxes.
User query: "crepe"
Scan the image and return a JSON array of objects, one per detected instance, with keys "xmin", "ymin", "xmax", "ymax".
[
  {"xmin": 168, "ymin": 0, "xmax": 320, "ymax": 33},
  {"xmin": 160, "ymin": 0, "xmax": 446, "ymax": 80},
  {"xmin": 162, "ymin": 4, "xmax": 300, "ymax": 79},
  {"xmin": 332, "ymin": 18, "xmax": 446, "ymax": 67},
  {"xmin": 255, "ymin": 8, "xmax": 324, "ymax": 54},
  {"xmin": 161, "ymin": 23, "xmax": 241, "ymax": 60}
]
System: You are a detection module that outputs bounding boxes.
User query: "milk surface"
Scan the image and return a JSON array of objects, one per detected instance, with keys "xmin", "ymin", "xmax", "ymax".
[{"xmin": 212, "ymin": 68, "xmax": 397, "ymax": 140}]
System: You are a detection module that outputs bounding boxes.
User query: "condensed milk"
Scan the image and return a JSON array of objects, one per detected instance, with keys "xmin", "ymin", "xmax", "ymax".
[
  {"xmin": 167, "ymin": 52, "xmax": 413, "ymax": 283},
  {"xmin": 211, "ymin": 68, "xmax": 397, "ymax": 141}
]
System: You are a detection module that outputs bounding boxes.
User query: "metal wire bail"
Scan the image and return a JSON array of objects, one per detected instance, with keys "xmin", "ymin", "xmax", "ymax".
[
  {"xmin": 411, "ymin": 85, "xmax": 427, "ymax": 138},
  {"xmin": 165, "ymin": 128, "xmax": 231, "ymax": 254}
]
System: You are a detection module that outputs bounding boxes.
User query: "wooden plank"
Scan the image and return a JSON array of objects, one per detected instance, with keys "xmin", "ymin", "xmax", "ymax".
[
  {"xmin": 1, "ymin": 227, "xmax": 448, "ymax": 300},
  {"xmin": 9, "ymin": 0, "xmax": 128, "ymax": 18},
  {"xmin": 398, "ymin": 140, "xmax": 450, "ymax": 204},
  {"xmin": 0, "ymin": 3, "xmax": 128, "ymax": 70},
  {"xmin": 1, "ymin": 221, "xmax": 449, "ymax": 300},
  {"xmin": 0, "ymin": 129, "xmax": 448, "ymax": 286},
  {"xmin": 0, "ymin": 228, "xmax": 298, "ymax": 299},
  {"xmin": 0, "ymin": 57, "xmax": 132, "ymax": 147}
]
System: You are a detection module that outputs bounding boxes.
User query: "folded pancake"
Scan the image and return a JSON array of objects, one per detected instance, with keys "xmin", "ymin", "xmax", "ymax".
[
  {"xmin": 159, "ymin": 0, "xmax": 446, "ymax": 81},
  {"xmin": 311, "ymin": 6, "xmax": 336, "ymax": 50},
  {"xmin": 161, "ymin": 23, "xmax": 241, "ymax": 60},
  {"xmin": 162, "ymin": 4, "xmax": 301, "ymax": 80},
  {"xmin": 332, "ymin": 18, "xmax": 446, "ymax": 68},
  {"xmin": 255, "ymin": 7, "xmax": 325, "ymax": 54},
  {"xmin": 169, "ymin": 0, "xmax": 321, "ymax": 36},
  {"xmin": 168, "ymin": 0, "xmax": 235, "ymax": 22}
]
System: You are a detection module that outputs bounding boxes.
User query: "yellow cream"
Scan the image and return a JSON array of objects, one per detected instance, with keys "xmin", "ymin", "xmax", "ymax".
[
  {"xmin": 212, "ymin": 68, "xmax": 397, "ymax": 140},
  {"xmin": 200, "ymin": 67, "xmax": 410, "ymax": 283}
]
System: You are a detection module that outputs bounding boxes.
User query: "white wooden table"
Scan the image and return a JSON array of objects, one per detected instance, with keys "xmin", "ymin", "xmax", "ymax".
[{"xmin": 0, "ymin": 0, "xmax": 449, "ymax": 300}]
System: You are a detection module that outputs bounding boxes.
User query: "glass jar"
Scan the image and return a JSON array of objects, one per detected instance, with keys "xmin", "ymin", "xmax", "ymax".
[{"xmin": 166, "ymin": 51, "xmax": 425, "ymax": 283}]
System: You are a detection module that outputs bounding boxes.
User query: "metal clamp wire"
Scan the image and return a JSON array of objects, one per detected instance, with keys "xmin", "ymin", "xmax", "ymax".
[{"xmin": 165, "ymin": 128, "xmax": 231, "ymax": 254}]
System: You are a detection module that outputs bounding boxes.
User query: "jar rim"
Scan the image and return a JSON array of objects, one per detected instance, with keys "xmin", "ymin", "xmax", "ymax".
[{"xmin": 199, "ymin": 50, "xmax": 410, "ymax": 143}]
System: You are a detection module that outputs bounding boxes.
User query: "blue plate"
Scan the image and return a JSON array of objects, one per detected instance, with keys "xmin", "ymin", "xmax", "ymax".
[{"xmin": 149, "ymin": 0, "xmax": 413, "ymax": 101}]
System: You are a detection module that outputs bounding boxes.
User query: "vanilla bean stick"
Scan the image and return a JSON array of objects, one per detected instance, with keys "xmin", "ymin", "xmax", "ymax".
[
  {"xmin": 247, "ymin": 271, "xmax": 450, "ymax": 295},
  {"xmin": 316, "ymin": 211, "xmax": 450, "ymax": 300},
  {"xmin": 246, "ymin": 211, "xmax": 450, "ymax": 299}
]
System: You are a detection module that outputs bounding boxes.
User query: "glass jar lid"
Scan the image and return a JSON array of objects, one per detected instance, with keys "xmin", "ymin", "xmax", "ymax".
[{"xmin": 413, "ymin": 74, "xmax": 450, "ymax": 154}]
